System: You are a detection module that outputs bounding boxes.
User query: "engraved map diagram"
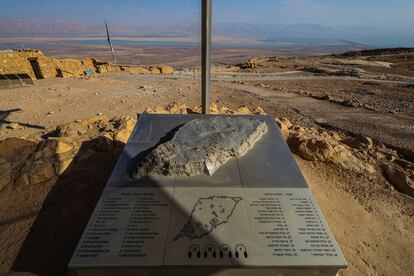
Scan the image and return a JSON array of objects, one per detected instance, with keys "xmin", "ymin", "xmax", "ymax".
[{"xmin": 174, "ymin": 196, "xmax": 243, "ymax": 241}]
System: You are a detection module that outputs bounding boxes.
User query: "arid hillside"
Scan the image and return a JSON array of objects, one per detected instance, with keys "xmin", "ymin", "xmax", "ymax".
[{"xmin": 0, "ymin": 49, "xmax": 413, "ymax": 275}]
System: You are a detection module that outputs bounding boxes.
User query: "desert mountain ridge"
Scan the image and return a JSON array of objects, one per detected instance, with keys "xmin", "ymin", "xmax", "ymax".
[{"xmin": 1, "ymin": 17, "xmax": 412, "ymax": 48}]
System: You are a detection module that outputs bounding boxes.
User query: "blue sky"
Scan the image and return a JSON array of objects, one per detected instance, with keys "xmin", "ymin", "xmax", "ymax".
[{"xmin": 1, "ymin": 0, "xmax": 414, "ymax": 28}]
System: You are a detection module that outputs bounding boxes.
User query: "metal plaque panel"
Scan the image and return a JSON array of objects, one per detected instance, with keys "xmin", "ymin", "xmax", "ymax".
[
  {"xmin": 164, "ymin": 187, "xmax": 256, "ymax": 266},
  {"xmin": 69, "ymin": 114, "xmax": 347, "ymax": 272},
  {"xmin": 70, "ymin": 187, "xmax": 173, "ymax": 268}
]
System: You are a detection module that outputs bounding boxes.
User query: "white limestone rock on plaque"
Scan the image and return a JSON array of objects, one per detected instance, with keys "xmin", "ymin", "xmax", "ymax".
[{"xmin": 133, "ymin": 117, "xmax": 267, "ymax": 177}]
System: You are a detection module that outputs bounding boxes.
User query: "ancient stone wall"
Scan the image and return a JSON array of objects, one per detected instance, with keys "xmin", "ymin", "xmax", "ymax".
[
  {"xmin": 57, "ymin": 58, "xmax": 97, "ymax": 77},
  {"xmin": 0, "ymin": 49, "xmax": 97, "ymax": 79},
  {"xmin": 121, "ymin": 65, "xmax": 149, "ymax": 74},
  {"xmin": 0, "ymin": 49, "xmax": 175, "ymax": 79},
  {"xmin": 0, "ymin": 50, "xmax": 39, "ymax": 79}
]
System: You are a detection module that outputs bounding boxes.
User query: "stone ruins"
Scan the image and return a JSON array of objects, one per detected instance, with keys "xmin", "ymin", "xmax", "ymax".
[{"xmin": 0, "ymin": 49, "xmax": 174, "ymax": 80}]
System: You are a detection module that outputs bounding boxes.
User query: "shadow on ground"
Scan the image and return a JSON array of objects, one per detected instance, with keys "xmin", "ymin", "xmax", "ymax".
[
  {"xmin": 11, "ymin": 138, "xmax": 123, "ymax": 275},
  {"xmin": 0, "ymin": 108, "xmax": 45, "ymax": 130},
  {"xmin": 10, "ymin": 127, "xmax": 245, "ymax": 275}
]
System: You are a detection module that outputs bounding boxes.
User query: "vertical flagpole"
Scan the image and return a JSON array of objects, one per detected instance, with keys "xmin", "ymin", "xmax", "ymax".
[
  {"xmin": 201, "ymin": 0, "xmax": 212, "ymax": 114},
  {"xmin": 105, "ymin": 20, "xmax": 117, "ymax": 64}
]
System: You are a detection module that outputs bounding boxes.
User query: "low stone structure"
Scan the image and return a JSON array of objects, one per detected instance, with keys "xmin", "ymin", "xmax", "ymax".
[
  {"xmin": 237, "ymin": 56, "xmax": 281, "ymax": 69},
  {"xmin": 0, "ymin": 49, "xmax": 175, "ymax": 80},
  {"xmin": 0, "ymin": 49, "xmax": 96, "ymax": 79}
]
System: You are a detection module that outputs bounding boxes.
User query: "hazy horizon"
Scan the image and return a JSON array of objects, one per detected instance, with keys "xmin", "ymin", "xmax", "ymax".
[
  {"xmin": 2, "ymin": 0, "xmax": 414, "ymax": 27},
  {"xmin": 1, "ymin": 0, "xmax": 414, "ymax": 48}
]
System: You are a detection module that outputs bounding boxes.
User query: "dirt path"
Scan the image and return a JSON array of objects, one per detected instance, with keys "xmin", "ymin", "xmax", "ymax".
[
  {"xmin": 219, "ymin": 82, "xmax": 414, "ymax": 152},
  {"xmin": 118, "ymin": 72, "xmax": 414, "ymax": 85}
]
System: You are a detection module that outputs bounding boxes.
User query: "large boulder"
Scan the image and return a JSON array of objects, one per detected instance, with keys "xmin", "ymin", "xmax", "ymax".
[
  {"xmin": 0, "ymin": 138, "xmax": 37, "ymax": 192},
  {"xmin": 288, "ymin": 134, "xmax": 334, "ymax": 162},
  {"xmin": 342, "ymin": 136, "xmax": 373, "ymax": 150},
  {"xmin": 149, "ymin": 67, "xmax": 161, "ymax": 74},
  {"xmin": 275, "ymin": 118, "xmax": 293, "ymax": 140},
  {"xmin": 383, "ymin": 163, "xmax": 414, "ymax": 197},
  {"xmin": 287, "ymin": 130, "xmax": 375, "ymax": 174},
  {"xmin": 112, "ymin": 116, "xmax": 137, "ymax": 144},
  {"xmin": 34, "ymin": 138, "xmax": 76, "ymax": 159},
  {"xmin": 158, "ymin": 65, "xmax": 174, "ymax": 74},
  {"xmin": 13, "ymin": 137, "xmax": 79, "ymax": 189}
]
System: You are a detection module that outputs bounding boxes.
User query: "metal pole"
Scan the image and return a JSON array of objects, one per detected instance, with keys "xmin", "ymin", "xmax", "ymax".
[
  {"xmin": 201, "ymin": 0, "xmax": 212, "ymax": 114},
  {"xmin": 105, "ymin": 20, "xmax": 117, "ymax": 64}
]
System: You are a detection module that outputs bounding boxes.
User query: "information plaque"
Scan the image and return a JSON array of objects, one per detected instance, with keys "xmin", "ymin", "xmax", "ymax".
[{"xmin": 69, "ymin": 114, "xmax": 347, "ymax": 276}]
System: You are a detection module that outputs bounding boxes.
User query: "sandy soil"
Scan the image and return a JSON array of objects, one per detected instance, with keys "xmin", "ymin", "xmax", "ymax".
[
  {"xmin": 0, "ymin": 74, "xmax": 303, "ymax": 141},
  {"xmin": 1, "ymin": 143, "xmax": 412, "ymax": 275},
  {"xmin": 299, "ymin": 159, "xmax": 414, "ymax": 276}
]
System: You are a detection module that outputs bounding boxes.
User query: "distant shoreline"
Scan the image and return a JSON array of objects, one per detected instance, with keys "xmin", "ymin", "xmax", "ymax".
[
  {"xmin": 68, "ymin": 39, "xmax": 306, "ymax": 47},
  {"xmin": 0, "ymin": 36, "xmax": 349, "ymax": 48},
  {"xmin": 0, "ymin": 36, "xmax": 376, "ymax": 67}
]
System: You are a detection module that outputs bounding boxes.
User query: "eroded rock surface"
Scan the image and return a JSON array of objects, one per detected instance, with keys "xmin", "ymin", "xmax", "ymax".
[{"xmin": 134, "ymin": 117, "xmax": 268, "ymax": 177}]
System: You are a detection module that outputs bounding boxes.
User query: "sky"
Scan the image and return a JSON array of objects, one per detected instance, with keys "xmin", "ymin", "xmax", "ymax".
[{"xmin": 1, "ymin": 0, "xmax": 414, "ymax": 28}]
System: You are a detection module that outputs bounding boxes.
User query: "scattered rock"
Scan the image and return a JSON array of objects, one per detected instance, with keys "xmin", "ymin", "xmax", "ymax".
[
  {"xmin": 218, "ymin": 106, "xmax": 232, "ymax": 114},
  {"xmin": 158, "ymin": 65, "xmax": 174, "ymax": 74},
  {"xmin": 95, "ymin": 133, "xmax": 115, "ymax": 152},
  {"xmin": 288, "ymin": 134, "xmax": 333, "ymax": 162},
  {"xmin": 34, "ymin": 138, "xmax": 75, "ymax": 159},
  {"xmin": 6, "ymin": 123, "xmax": 21, "ymax": 130},
  {"xmin": 1, "ymin": 103, "xmax": 395, "ymax": 195},
  {"xmin": 27, "ymin": 159, "xmax": 57, "ymax": 185},
  {"xmin": 330, "ymin": 144, "xmax": 375, "ymax": 174},
  {"xmin": 252, "ymin": 107, "xmax": 266, "ymax": 115},
  {"xmin": 342, "ymin": 136, "xmax": 373, "ymax": 150},
  {"xmin": 166, "ymin": 102, "xmax": 187, "ymax": 114},
  {"xmin": 275, "ymin": 118, "xmax": 293, "ymax": 139},
  {"xmin": 54, "ymin": 158, "xmax": 73, "ymax": 175},
  {"xmin": 1, "ymin": 114, "xmax": 142, "ymax": 193},
  {"xmin": 139, "ymin": 85, "xmax": 153, "ymax": 89},
  {"xmin": 397, "ymin": 159, "xmax": 414, "ymax": 170},
  {"xmin": 149, "ymin": 67, "xmax": 161, "ymax": 74},
  {"xmin": 0, "ymin": 173, "xmax": 12, "ymax": 192},
  {"xmin": 57, "ymin": 122, "xmax": 88, "ymax": 138},
  {"xmin": 287, "ymin": 130, "xmax": 375, "ymax": 174},
  {"xmin": 382, "ymin": 163, "xmax": 414, "ymax": 197},
  {"xmin": 75, "ymin": 148, "xmax": 97, "ymax": 163},
  {"xmin": 255, "ymin": 83, "xmax": 270, "ymax": 88},
  {"xmin": 235, "ymin": 105, "xmax": 251, "ymax": 115},
  {"xmin": 144, "ymin": 103, "xmax": 265, "ymax": 116},
  {"xmin": 209, "ymin": 103, "xmax": 220, "ymax": 114},
  {"xmin": 145, "ymin": 106, "xmax": 168, "ymax": 114},
  {"xmin": 112, "ymin": 116, "xmax": 137, "ymax": 144},
  {"xmin": 190, "ymin": 106, "xmax": 202, "ymax": 114}
]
